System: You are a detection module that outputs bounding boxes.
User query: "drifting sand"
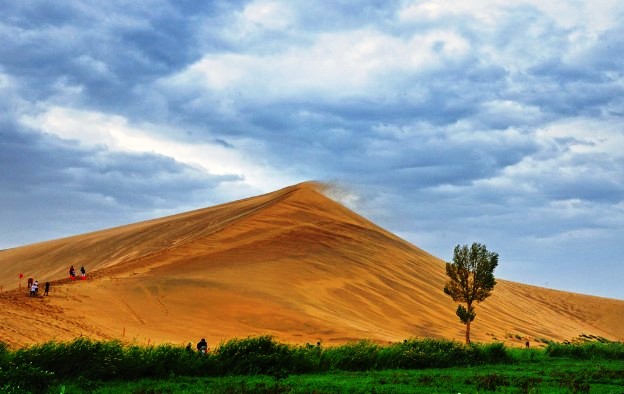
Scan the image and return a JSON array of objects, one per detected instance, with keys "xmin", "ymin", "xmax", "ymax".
[{"xmin": 1, "ymin": 182, "xmax": 623, "ymax": 348}]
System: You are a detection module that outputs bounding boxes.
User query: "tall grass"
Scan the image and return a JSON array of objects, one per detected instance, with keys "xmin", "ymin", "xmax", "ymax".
[
  {"xmin": 1, "ymin": 335, "xmax": 622, "ymax": 392},
  {"xmin": 545, "ymin": 341, "xmax": 624, "ymax": 359},
  {"xmin": 214, "ymin": 335, "xmax": 319, "ymax": 376}
]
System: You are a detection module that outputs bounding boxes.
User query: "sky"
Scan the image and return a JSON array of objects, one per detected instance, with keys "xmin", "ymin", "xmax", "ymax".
[{"xmin": 1, "ymin": 1, "xmax": 623, "ymax": 299}]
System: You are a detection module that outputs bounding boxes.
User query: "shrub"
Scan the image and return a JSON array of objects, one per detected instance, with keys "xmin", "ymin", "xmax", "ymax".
[
  {"xmin": 377, "ymin": 338, "xmax": 476, "ymax": 369},
  {"xmin": 474, "ymin": 373, "xmax": 510, "ymax": 391},
  {"xmin": 475, "ymin": 342, "xmax": 513, "ymax": 364},
  {"xmin": 214, "ymin": 335, "xmax": 296, "ymax": 376},
  {"xmin": 4, "ymin": 335, "xmax": 622, "ymax": 383},
  {"xmin": 0, "ymin": 361, "xmax": 54, "ymax": 393},
  {"xmin": 320, "ymin": 340, "xmax": 379, "ymax": 371},
  {"xmin": 12, "ymin": 338, "xmax": 125, "ymax": 380},
  {"xmin": 546, "ymin": 341, "xmax": 624, "ymax": 360},
  {"xmin": 289, "ymin": 344, "xmax": 322, "ymax": 374}
]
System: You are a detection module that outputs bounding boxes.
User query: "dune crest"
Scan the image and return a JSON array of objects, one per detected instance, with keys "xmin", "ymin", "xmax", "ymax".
[{"xmin": 1, "ymin": 182, "xmax": 623, "ymax": 347}]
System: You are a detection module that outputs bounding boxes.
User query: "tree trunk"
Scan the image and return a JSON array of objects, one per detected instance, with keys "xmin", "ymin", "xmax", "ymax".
[{"xmin": 465, "ymin": 320, "xmax": 471, "ymax": 344}]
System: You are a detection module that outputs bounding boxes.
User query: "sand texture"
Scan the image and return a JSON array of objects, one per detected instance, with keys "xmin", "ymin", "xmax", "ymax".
[{"xmin": 1, "ymin": 182, "xmax": 623, "ymax": 348}]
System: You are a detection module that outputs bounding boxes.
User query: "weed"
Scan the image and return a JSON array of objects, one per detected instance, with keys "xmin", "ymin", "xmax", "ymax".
[
  {"xmin": 321, "ymin": 339, "xmax": 378, "ymax": 371},
  {"xmin": 473, "ymin": 373, "xmax": 510, "ymax": 391}
]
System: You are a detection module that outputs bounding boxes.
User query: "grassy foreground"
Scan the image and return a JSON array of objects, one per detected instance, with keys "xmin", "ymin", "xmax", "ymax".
[
  {"xmin": 1, "ymin": 336, "xmax": 623, "ymax": 393},
  {"xmin": 57, "ymin": 360, "xmax": 624, "ymax": 393}
]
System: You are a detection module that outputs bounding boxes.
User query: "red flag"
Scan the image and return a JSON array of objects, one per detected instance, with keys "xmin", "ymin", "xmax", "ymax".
[{"xmin": 19, "ymin": 273, "xmax": 23, "ymax": 278}]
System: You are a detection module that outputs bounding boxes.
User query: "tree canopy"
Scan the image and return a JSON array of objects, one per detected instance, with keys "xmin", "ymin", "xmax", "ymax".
[{"xmin": 444, "ymin": 242, "xmax": 498, "ymax": 344}]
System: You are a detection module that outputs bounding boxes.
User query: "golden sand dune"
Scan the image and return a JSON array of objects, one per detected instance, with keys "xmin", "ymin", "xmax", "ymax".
[{"xmin": 1, "ymin": 182, "xmax": 623, "ymax": 348}]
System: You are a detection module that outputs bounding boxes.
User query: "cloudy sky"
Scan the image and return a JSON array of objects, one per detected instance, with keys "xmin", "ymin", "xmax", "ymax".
[{"xmin": 1, "ymin": 1, "xmax": 623, "ymax": 299}]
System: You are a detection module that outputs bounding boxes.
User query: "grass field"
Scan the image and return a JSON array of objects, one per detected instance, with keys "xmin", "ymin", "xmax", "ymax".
[
  {"xmin": 54, "ymin": 359, "xmax": 624, "ymax": 393},
  {"xmin": 2, "ymin": 336, "xmax": 623, "ymax": 393}
]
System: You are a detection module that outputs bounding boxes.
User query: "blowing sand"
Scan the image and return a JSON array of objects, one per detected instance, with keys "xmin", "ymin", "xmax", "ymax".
[{"xmin": 1, "ymin": 182, "xmax": 623, "ymax": 348}]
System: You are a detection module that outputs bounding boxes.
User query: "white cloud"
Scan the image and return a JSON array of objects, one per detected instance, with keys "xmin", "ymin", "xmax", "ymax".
[
  {"xmin": 19, "ymin": 106, "xmax": 301, "ymax": 191},
  {"xmin": 165, "ymin": 28, "xmax": 470, "ymax": 100},
  {"xmin": 0, "ymin": 72, "xmax": 10, "ymax": 88},
  {"xmin": 241, "ymin": 0, "xmax": 294, "ymax": 31},
  {"xmin": 536, "ymin": 117, "xmax": 624, "ymax": 156},
  {"xmin": 480, "ymin": 100, "xmax": 544, "ymax": 125},
  {"xmin": 399, "ymin": 0, "xmax": 622, "ymax": 33}
]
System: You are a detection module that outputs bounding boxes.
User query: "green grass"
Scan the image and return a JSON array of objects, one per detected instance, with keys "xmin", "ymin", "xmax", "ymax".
[
  {"xmin": 53, "ymin": 359, "xmax": 624, "ymax": 393},
  {"xmin": 1, "ymin": 336, "xmax": 623, "ymax": 393}
]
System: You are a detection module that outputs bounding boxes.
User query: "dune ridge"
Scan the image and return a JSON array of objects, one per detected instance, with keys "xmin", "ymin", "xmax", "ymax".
[{"xmin": 1, "ymin": 182, "xmax": 623, "ymax": 348}]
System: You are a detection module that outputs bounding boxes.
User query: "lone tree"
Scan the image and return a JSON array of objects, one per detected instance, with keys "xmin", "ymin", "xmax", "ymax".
[{"xmin": 444, "ymin": 242, "xmax": 498, "ymax": 344}]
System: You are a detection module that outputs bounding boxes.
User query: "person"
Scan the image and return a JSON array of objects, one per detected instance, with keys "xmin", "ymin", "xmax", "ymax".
[
  {"xmin": 29, "ymin": 280, "xmax": 39, "ymax": 296},
  {"xmin": 44, "ymin": 281, "xmax": 50, "ymax": 296},
  {"xmin": 69, "ymin": 266, "xmax": 76, "ymax": 280},
  {"xmin": 196, "ymin": 338, "xmax": 208, "ymax": 354},
  {"xmin": 27, "ymin": 277, "xmax": 34, "ymax": 289},
  {"xmin": 80, "ymin": 266, "xmax": 86, "ymax": 279},
  {"xmin": 185, "ymin": 343, "xmax": 193, "ymax": 353}
]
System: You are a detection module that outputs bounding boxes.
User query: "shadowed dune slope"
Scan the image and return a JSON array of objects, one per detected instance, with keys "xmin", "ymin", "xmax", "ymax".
[{"xmin": 1, "ymin": 182, "xmax": 623, "ymax": 348}]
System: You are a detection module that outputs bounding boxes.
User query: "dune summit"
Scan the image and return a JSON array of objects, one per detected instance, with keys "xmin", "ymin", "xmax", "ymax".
[{"xmin": 1, "ymin": 182, "xmax": 623, "ymax": 348}]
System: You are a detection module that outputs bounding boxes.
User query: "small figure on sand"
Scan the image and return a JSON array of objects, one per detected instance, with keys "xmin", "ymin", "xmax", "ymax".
[
  {"xmin": 69, "ymin": 265, "xmax": 76, "ymax": 280},
  {"xmin": 44, "ymin": 281, "xmax": 50, "ymax": 296},
  {"xmin": 30, "ymin": 280, "xmax": 38, "ymax": 296},
  {"xmin": 27, "ymin": 277, "xmax": 33, "ymax": 289},
  {"xmin": 80, "ymin": 266, "xmax": 86, "ymax": 279},
  {"xmin": 196, "ymin": 338, "xmax": 208, "ymax": 354}
]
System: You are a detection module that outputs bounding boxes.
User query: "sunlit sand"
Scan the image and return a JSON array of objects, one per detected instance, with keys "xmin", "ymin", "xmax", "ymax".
[{"xmin": 1, "ymin": 182, "xmax": 623, "ymax": 348}]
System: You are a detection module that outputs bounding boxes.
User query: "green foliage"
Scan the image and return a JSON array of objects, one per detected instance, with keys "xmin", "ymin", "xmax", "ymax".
[
  {"xmin": 545, "ymin": 341, "xmax": 624, "ymax": 360},
  {"xmin": 474, "ymin": 373, "xmax": 510, "ymax": 391},
  {"xmin": 320, "ymin": 340, "xmax": 379, "ymax": 371},
  {"xmin": 378, "ymin": 338, "xmax": 473, "ymax": 369},
  {"xmin": 118, "ymin": 342, "xmax": 208, "ymax": 379},
  {"xmin": 0, "ymin": 341, "xmax": 8, "ymax": 363},
  {"xmin": 443, "ymin": 242, "xmax": 498, "ymax": 304},
  {"xmin": 49, "ymin": 358, "xmax": 624, "ymax": 393},
  {"xmin": 443, "ymin": 242, "xmax": 498, "ymax": 344},
  {"xmin": 12, "ymin": 338, "xmax": 125, "ymax": 380},
  {"xmin": 455, "ymin": 304, "xmax": 475, "ymax": 324},
  {"xmin": 0, "ymin": 361, "xmax": 55, "ymax": 393},
  {"xmin": 214, "ymin": 335, "xmax": 317, "ymax": 377},
  {"xmin": 3, "ymin": 335, "xmax": 624, "ymax": 392},
  {"xmin": 474, "ymin": 342, "xmax": 513, "ymax": 364}
]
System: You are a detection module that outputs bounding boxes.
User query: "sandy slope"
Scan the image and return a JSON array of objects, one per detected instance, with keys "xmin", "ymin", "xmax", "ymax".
[{"xmin": 1, "ymin": 182, "xmax": 623, "ymax": 348}]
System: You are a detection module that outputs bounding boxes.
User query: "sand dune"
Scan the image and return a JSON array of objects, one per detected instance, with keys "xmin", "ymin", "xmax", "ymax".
[{"xmin": 1, "ymin": 182, "xmax": 623, "ymax": 348}]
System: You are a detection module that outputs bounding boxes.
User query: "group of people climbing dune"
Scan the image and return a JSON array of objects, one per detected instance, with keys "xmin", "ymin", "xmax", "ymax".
[
  {"xmin": 26, "ymin": 277, "xmax": 50, "ymax": 297},
  {"xmin": 20, "ymin": 264, "xmax": 87, "ymax": 297}
]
